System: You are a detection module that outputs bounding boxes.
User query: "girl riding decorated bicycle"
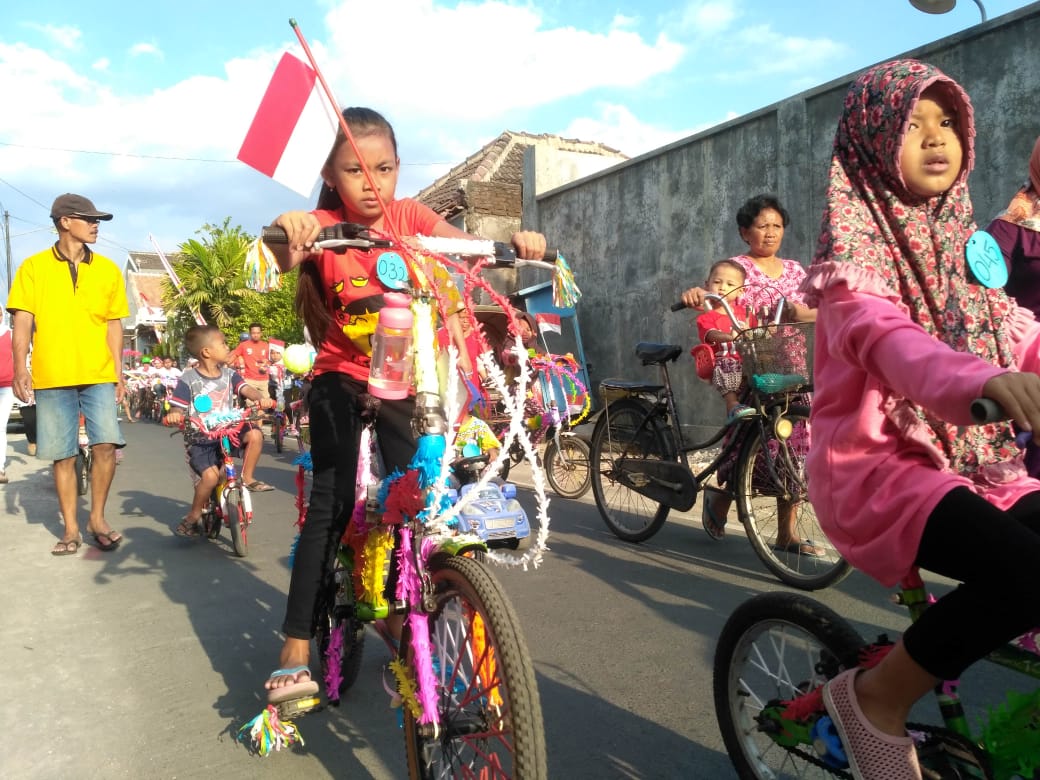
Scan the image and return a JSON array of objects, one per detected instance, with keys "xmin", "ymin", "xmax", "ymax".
[
  {"xmin": 802, "ymin": 59, "xmax": 1040, "ymax": 780},
  {"xmin": 263, "ymin": 106, "xmax": 547, "ymax": 710}
]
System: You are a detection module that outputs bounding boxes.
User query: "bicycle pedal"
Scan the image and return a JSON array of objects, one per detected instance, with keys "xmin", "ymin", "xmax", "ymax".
[{"xmin": 275, "ymin": 694, "xmax": 323, "ymax": 720}]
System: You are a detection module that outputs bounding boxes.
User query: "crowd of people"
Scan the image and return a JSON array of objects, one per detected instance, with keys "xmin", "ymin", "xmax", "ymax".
[{"xmin": 6, "ymin": 55, "xmax": 1040, "ymax": 780}]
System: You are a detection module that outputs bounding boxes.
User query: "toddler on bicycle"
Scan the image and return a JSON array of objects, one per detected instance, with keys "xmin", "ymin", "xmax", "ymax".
[
  {"xmin": 164, "ymin": 324, "xmax": 274, "ymax": 537},
  {"xmin": 694, "ymin": 258, "xmax": 756, "ymax": 420},
  {"xmin": 802, "ymin": 59, "xmax": 1040, "ymax": 780}
]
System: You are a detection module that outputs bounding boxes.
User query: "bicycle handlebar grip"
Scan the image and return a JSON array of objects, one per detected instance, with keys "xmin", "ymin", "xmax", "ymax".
[
  {"xmin": 489, "ymin": 242, "xmax": 559, "ymax": 265},
  {"xmin": 670, "ymin": 301, "xmax": 687, "ymax": 312},
  {"xmin": 970, "ymin": 397, "xmax": 1005, "ymax": 424},
  {"xmin": 261, "ymin": 225, "xmax": 343, "ymax": 245}
]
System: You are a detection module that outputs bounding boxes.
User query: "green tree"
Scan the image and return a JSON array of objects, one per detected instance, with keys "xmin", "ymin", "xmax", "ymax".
[{"xmin": 159, "ymin": 218, "xmax": 302, "ymax": 352}]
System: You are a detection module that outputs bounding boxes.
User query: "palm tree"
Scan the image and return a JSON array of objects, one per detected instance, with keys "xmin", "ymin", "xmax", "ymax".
[{"xmin": 160, "ymin": 218, "xmax": 254, "ymax": 343}]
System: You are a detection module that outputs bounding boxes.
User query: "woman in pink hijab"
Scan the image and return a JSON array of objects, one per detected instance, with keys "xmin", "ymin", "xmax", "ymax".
[{"xmin": 803, "ymin": 60, "xmax": 1040, "ymax": 779}]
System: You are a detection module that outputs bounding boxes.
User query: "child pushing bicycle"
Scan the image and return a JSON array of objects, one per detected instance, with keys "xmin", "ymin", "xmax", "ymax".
[
  {"xmin": 163, "ymin": 324, "xmax": 275, "ymax": 537},
  {"xmin": 803, "ymin": 59, "xmax": 1040, "ymax": 780}
]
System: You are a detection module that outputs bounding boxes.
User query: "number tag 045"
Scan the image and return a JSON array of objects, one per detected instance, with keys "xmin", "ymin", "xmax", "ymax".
[{"xmin": 965, "ymin": 230, "xmax": 1007, "ymax": 289}]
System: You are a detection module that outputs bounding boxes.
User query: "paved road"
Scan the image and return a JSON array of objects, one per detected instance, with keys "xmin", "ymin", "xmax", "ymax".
[{"xmin": 1, "ymin": 421, "xmax": 1026, "ymax": 778}]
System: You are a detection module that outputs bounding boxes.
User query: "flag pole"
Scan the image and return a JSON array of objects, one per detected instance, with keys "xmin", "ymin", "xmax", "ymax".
[
  {"xmin": 288, "ymin": 19, "xmax": 404, "ymax": 244},
  {"xmin": 149, "ymin": 234, "xmax": 207, "ymax": 326}
]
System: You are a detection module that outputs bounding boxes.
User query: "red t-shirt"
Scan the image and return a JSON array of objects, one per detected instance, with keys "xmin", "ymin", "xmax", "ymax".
[
  {"xmin": 229, "ymin": 339, "xmax": 270, "ymax": 382},
  {"xmin": 310, "ymin": 199, "xmax": 444, "ymax": 383},
  {"xmin": 696, "ymin": 304, "xmax": 755, "ymax": 354}
]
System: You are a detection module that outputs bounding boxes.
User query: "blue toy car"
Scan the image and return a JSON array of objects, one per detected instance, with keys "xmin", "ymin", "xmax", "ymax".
[{"xmin": 449, "ymin": 454, "xmax": 531, "ymax": 549}]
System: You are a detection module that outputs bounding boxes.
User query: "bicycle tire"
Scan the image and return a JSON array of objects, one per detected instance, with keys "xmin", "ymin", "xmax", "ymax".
[
  {"xmin": 714, "ymin": 592, "xmax": 864, "ymax": 780},
  {"xmin": 403, "ymin": 554, "xmax": 546, "ymax": 779},
  {"xmin": 225, "ymin": 486, "xmax": 248, "ymax": 558},
  {"xmin": 315, "ymin": 575, "xmax": 366, "ymax": 705},
  {"xmin": 75, "ymin": 449, "xmax": 90, "ymax": 496},
  {"xmin": 735, "ymin": 406, "xmax": 851, "ymax": 590},
  {"xmin": 590, "ymin": 397, "xmax": 674, "ymax": 542},
  {"xmin": 274, "ymin": 414, "xmax": 284, "ymax": 453},
  {"xmin": 544, "ymin": 435, "xmax": 591, "ymax": 499}
]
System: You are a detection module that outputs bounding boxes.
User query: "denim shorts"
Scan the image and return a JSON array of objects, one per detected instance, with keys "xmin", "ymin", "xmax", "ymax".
[{"xmin": 35, "ymin": 383, "xmax": 125, "ymax": 461}]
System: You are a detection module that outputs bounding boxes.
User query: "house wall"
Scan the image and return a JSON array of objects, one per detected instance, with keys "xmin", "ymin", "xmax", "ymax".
[{"xmin": 526, "ymin": 3, "xmax": 1040, "ymax": 430}]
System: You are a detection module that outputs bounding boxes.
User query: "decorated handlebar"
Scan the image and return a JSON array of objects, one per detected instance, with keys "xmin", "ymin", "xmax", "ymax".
[{"xmin": 260, "ymin": 222, "xmax": 559, "ymax": 266}]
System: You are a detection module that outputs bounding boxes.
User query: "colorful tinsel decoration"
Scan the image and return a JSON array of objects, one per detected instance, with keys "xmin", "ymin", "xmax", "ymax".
[
  {"xmin": 470, "ymin": 607, "xmax": 503, "ymax": 710},
  {"xmin": 359, "ymin": 526, "xmax": 394, "ymax": 610},
  {"xmin": 237, "ymin": 704, "xmax": 304, "ymax": 756},
  {"xmin": 409, "ymin": 611, "xmax": 439, "ymax": 725},
  {"xmin": 979, "ymin": 688, "xmax": 1040, "ymax": 780},
  {"xmin": 388, "ymin": 658, "xmax": 422, "ymax": 720},
  {"xmin": 382, "ymin": 469, "xmax": 425, "ymax": 525},
  {"xmin": 552, "ymin": 253, "xmax": 581, "ymax": 309},
  {"xmin": 244, "ymin": 238, "xmax": 281, "ymax": 292},
  {"xmin": 323, "ymin": 620, "xmax": 344, "ymax": 705}
]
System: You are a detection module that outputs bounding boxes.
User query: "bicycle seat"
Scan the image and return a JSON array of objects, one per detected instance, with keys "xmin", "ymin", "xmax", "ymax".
[
  {"xmin": 599, "ymin": 378, "xmax": 665, "ymax": 394},
  {"xmin": 635, "ymin": 343, "xmax": 683, "ymax": 365}
]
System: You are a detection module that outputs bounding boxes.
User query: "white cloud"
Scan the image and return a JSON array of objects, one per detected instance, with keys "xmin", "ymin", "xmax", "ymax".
[
  {"xmin": 561, "ymin": 103, "xmax": 704, "ymax": 158},
  {"xmin": 318, "ymin": 0, "xmax": 684, "ymax": 121},
  {"xmin": 129, "ymin": 42, "xmax": 163, "ymax": 58},
  {"xmin": 92, "ymin": 57, "xmax": 110, "ymax": 71},
  {"xmin": 676, "ymin": 0, "xmax": 740, "ymax": 36},
  {"xmin": 22, "ymin": 22, "xmax": 82, "ymax": 50}
]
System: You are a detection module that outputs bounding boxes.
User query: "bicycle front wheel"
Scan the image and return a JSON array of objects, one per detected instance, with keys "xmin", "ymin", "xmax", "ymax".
[
  {"xmin": 274, "ymin": 414, "xmax": 284, "ymax": 453},
  {"xmin": 75, "ymin": 449, "xmax": 90, "ymax": 496},
  {"xmin": 544, "ymin": 435, "xmax": 591, "ymax": 499},
  {"xmin": 735, "ymin": 406, "xmax": 850, "ymax": 590},
  {"xmin": 225, "ymin": 486, "xmax": 248, "ymax": 558},
  {"xmin": 403, "ymin": 554, "xmax": 546, "ymax": 779},
  {"xmin": 714, "ymin": 592, "xmax": 864, "ymax": 779},
  {"xmin": 590, "ymin": 398, "xmax": 674, "ymax": 542}
]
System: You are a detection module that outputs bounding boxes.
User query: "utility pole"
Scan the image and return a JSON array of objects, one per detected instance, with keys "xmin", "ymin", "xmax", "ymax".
[{"xmin": 3, "ymin": 210, "xmax": 11, "ymax": 295}]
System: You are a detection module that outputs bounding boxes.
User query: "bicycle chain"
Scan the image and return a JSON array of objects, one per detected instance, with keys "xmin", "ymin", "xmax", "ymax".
[{"xmin": 773, "ymin": 722, "xmax": 990, "ymax": 780}]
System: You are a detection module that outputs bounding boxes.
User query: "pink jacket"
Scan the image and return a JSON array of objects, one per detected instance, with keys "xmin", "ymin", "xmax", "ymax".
[{"xmin": 808, "ymin": 286, "xmax": 1040, "ymax": 586}]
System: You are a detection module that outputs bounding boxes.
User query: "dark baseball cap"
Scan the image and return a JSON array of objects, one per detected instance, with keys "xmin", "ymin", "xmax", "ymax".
[{"xmin": 50, "ymin": 193, "xmax": 113, "ymax": 221}]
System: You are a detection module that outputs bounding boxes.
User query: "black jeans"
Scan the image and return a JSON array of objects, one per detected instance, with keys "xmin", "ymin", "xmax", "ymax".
[
  {"xmin": 281, "ymin": 372, "xmax": 416, "ymax": 640},
  {"xmin": 20, "ymin": 403, "xmax": 37, "ymax": 445},
  {"xmin": 903, "ymin": 486, "xmax": 1040, "ymax": 679}
]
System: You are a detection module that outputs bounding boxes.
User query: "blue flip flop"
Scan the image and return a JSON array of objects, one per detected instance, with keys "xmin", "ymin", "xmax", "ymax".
[{"xmin": 266, "ymin": 666, "xmax": 319, "ymax": 704}]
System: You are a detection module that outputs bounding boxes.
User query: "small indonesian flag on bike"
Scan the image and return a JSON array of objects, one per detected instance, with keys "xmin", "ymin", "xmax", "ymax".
[
  {"xmin": 237, "ymin": 52, "xmax": 339, "ymax": 197},
  {"xmin": 535, "ymin": 313, "xmax": 562, "ymax": 335}
]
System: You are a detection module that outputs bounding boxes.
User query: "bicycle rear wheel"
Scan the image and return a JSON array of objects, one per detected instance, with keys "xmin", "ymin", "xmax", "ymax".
[
  {"xmin": 75, "ymin": 449, "xmax": 90, "ymax": 496},
  {"xmin": 316, "ymin": 562, "xmax": 366, "ymax": 705},
  {"xmin": 735, "ymin": 407, "xmax": 851, "ymax": 590},
  {"xmin": 590, "ymin": 398, "xmax": 674, "ymax": 542},
  {"xmin": 714, "ymin": 592, "xmax": 864, "ymax": 779},
  {"xmin": 274, "ymin": 414, "xmax": 284, "ymax": 453},
  {"xmin": 403, "ymin": 554, "xmax": 546, "ymax": 779},
  {"xmin": 544, "ymin": 435, "xmax": 591, "ymax": 499},
  {"xmin": 225, "ymin": 486, "xmax": 248, "ymax": 558}
]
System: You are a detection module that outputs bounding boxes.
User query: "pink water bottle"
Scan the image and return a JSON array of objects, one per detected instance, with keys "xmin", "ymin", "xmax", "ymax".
[{"xmin": 368, "ymin": 292, "xmax": 414, "ymax": 400}]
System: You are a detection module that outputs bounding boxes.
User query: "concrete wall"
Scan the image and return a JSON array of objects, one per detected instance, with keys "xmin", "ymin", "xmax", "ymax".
[{"xmin": 524, "ymin": 2, "xmax": 1040, "ymax": 431}]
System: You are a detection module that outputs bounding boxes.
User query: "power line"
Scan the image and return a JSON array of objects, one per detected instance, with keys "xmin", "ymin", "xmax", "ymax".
[{"xmin": 0, "ymin": 140, "xmax": 452, "ymax": 166}]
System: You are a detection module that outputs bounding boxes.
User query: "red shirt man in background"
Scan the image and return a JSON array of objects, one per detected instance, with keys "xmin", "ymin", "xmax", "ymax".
[{"xmin": 229, "ymin": 323, "xmax": 271, "ymax": 398}]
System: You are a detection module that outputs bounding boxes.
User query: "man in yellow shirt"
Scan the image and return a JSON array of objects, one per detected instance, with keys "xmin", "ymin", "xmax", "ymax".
[{"xmin": 8, "ymin": 193, "xmax": 130, "ymax": 555}]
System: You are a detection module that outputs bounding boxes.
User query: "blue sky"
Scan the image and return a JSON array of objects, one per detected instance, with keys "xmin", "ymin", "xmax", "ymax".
[{"xmin": 0, "ymin": 0, "xmax": 1032, "ymax": 299}]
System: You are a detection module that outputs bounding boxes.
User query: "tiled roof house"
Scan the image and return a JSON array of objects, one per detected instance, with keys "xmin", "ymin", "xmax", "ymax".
[
  {"xmin": 124, "ymin": 251, "xmax": 181, "ymax": 356},
  {"xmin": 414, "ymin": 131, "xmax": 626, "ymax": 296}
]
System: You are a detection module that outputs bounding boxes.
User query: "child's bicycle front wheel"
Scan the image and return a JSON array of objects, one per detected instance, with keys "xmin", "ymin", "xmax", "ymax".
[
  {"xmin": 714, "ymin": 592, "xmax": 863, "ymax": 779},
  {"xmin": 403, "ymin": 553, "xmax": 546, "ymax": 779},
  {"xmin": 224, "ymin": 486, "xmax": 248, "ymax": 558}
]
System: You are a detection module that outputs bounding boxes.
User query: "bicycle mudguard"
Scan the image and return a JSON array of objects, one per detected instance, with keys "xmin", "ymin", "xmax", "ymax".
[
  {"xmin": 615, "ymin": 457, "xmax": 697, "ymax": 511},
  {"xmin": 434, "ymin": 534, "xmax": 488, "ymax": 558}
]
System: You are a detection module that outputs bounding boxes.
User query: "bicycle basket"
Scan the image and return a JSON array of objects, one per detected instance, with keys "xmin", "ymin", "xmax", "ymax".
[{"xmin": 735, "ymin": 322, "xmax": 814, "ymax": 394}]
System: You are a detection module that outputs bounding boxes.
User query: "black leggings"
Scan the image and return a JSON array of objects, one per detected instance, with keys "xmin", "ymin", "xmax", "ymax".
[
  {"xmin": 281, "ymin": 372, "xmax": 416, "ymax": 640},
  {"xmin": 903, "ymin": 486, "xmax": 1040, "ymax": 680}
]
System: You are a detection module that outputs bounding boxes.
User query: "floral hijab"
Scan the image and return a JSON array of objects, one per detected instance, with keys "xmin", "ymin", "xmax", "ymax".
[
  {"xmin": 803, "ymin": 59, "xmax": 1019, "ymax": 479},
  {"xmin": 996, "ymin": 135, "xmax": 1040, "ymax": 232}
]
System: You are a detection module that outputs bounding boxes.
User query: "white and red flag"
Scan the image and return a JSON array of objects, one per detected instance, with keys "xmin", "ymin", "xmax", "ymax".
[
  {"xmin": 535, "ymin": 313, "xmax": 562, "ymax": 335},
  {"xmin": 237, "ymin": 52, "xmax": 339, "ymax": 197}
]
